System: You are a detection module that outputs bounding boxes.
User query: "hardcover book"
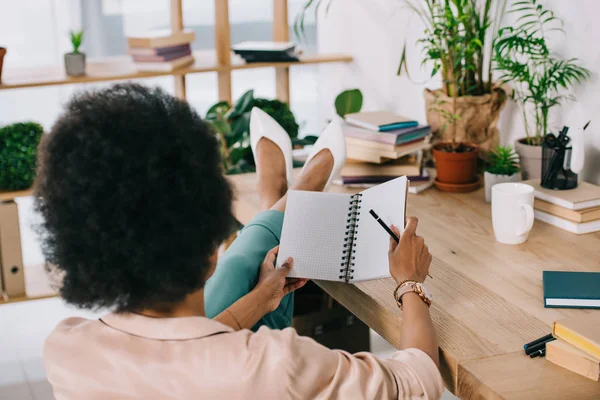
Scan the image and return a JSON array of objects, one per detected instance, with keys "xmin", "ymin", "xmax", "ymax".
[{"xmin": 543, "ymin": 271, "xmax": 600, "ymax": 309}]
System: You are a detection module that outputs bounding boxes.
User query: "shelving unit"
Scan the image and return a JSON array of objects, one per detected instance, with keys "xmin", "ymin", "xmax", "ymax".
[
  {"xmin": 0, "ymin": 0, "xmax": 351, "ymax": 305},
  {"xmin": 0, "ymin": 0, "xmax": 353, "ymax": 104}
]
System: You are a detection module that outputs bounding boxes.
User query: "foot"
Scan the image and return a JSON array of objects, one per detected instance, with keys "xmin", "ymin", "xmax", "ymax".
[
  {"xmin": 293, "ymin": 149, "xmax": 334, "ymax": 192},
  {"xmin": 257, "ymin": 137, "xmax": 287, "ymax": 210}
]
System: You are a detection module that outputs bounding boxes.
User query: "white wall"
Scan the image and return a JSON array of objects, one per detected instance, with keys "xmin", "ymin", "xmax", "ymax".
[{"xmin": 316, "ymin": 0, "xmax": 600, "ymax": 184}]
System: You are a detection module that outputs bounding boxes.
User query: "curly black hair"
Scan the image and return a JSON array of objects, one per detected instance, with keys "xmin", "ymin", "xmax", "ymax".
[{"xmin": 34, "ymin": 83, "xmax": 235, "ymax": 312}]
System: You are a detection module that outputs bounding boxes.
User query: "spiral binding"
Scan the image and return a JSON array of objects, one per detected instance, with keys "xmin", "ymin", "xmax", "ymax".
[{"xmin": 339, "ymin": 193, "xmax": 361, "ymax": 282}]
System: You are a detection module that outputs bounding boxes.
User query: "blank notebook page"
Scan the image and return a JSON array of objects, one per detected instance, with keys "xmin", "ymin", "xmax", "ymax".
[
  {"xmin": 277, "ymin": 190, "xmax": 351, "ymax": 281},
  {"xmin": 352, "ymin": 177, "xmax": 407, "ymax": 282}
]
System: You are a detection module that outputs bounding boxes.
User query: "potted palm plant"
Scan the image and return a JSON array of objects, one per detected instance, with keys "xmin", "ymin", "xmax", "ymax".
[
  {"xmin": 401, "ymin": 0, "xmax": 508, "ymax": 157},
  {"xmin": 494, "ymin": 0, "xmax": 590, "ymax": 180},
  {"xmin": 484, "ymin": 145, "xmax": 520, "ymax": 202},
  {"xmin": 295, "ymin": 0, "xmax": 508, "ymax": 156},
  {"xmin": 64, "ymin": 30, "xmax": 86, "ymax": 77}
]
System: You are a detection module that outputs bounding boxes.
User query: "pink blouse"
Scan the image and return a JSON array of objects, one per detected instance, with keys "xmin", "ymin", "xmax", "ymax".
[{"xmin": 44, "ymin": 313, "xmax": 444, "ymax": 399}]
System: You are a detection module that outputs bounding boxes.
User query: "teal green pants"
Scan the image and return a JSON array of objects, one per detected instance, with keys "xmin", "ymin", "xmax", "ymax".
[{"xmin": 204, "ymin": 210, "xmax": 293, "ymax": 331}]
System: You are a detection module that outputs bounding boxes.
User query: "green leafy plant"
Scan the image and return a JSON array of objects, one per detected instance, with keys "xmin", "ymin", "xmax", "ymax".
[
  {"xmin": 334, "ymin": 88, "xmax": 363, "ymax": 118},
  {"xmin": 295, "ymin": 0, "xmax": 507, "ymax": 149},
  {"xmin": 0, "ymin": 122, "xmax": 44, "ymax": 190},
  {"xmin": 486, "ymin": 145, "xmax": 520, "ymax": 175},
  {"xmin": 69, "ymin": 30, "xmax": 84, "ymax": 54},
  {"xmin": 494, "ymin": 0, "xmax": 590, "ymax": 145},
  {"xmin": 206, "ymin": 90, "xmax": 307, "ymax": 175}
]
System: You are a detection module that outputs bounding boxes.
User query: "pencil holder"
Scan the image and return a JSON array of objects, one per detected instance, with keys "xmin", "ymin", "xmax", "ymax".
[{"xmin": 541, "ymin": 146, "xmax": 578, "ymax": 190}]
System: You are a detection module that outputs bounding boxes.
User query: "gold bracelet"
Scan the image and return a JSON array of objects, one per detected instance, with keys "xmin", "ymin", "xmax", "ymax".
[
  {"xmin": 224, "ymin": 308, "xmax": 242, "ymax": 330},
  {"xmin": 393, "ymin": 280, "xmax": 418, "ymax": 302}
]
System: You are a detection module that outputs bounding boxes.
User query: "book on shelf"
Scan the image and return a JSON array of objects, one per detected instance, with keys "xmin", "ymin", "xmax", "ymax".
[
  {"xmin": 546, "ymin": 339, "xmax": 599, "ymax": 381},
  {"xmin": 553, "ymin": 314, "xmax": 600, "ymax": 360},
  {"xmin": 128, "ymin": 43, "xmax": 191, "ymax": 57},
  {"xmin": 127, "ymin": 29, "xmax": 196, "ymax": 48},
  {"xmin": 534, "ymin": 209, "xmax": 600, "ymax": 234},
  {"xmin": 334, "ymin": 169, "xmax": 435, "ymax": 195},
  {"xmin": 130, "ymin": 47, "xmax": 192, "ymax": 62},
  {"xmin": 339, "ymin": 170, "xmax": 429, "ymax": 185},
  {"xmin": 534, "ymin": 199, "xmax": 600, "ymax": 223},
  {"xmin": 342, "ymin": 122, "xmax": 431, "ymax": 146},
  {"xmin": 523, "ymin": 179, "xmax": 600, "ymax": 210},
  {"xmin": 341, "ymin": 155, "xmax": 421, "ymax": 178},
  {"xmin": 345, "ymin": 135, "xmax": 428, "ymax": 152},
  {"xmin": 345, "ymin": 111, "xmax": 418, "ymax": 132},
  {"xmin": 134, "ymin": 55, "xmax": 195, "ymax": 72},
  {"xmin": 347, "ymin": 139, "xmax": 430, "ymax": 164},
  {"xmin": 543, "ymin": 271, "xmax": 600, "ymax": 309}
]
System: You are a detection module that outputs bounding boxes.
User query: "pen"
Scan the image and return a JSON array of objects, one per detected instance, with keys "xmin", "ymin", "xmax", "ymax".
[
  {"xmin": 523, "ymin": 333, "xmax": 553, "ymax": 350},
  {"xmin": 525, "ymin": 337, "xmax": 555, "ymax": 355},
  {"xmin": 369, "ymin": 209, "xmax": 399, "ymax": 243},
  {"xmin": 369, "ymin": 209, "xmax": 432, "ymax": 278},
  {"xmin": 529, "ymin": 348, "xmax": 546, "ymax": 358}
]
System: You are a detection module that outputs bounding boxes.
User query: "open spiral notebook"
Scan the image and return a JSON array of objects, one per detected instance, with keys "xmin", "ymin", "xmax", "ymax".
[{"xmin": 276, "ymin": 176, "xmax": 408, "ymax": 283}]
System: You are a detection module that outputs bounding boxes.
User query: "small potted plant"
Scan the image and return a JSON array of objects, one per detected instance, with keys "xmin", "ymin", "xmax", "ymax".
[
  {"xmin": 494, "ymin": 0, "xmax": 589, "ymax": 179},
  {"xmin": 484, "ymin": 145, "xmax": 520, "ymax": 203},
  {"xmin": 64, "ymin": 30, "xmax": 85, "ymax": 77}
]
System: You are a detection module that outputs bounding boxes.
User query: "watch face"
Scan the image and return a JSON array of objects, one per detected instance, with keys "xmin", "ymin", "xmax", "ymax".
[
  {"xmin": 422, "ymin": 284, "xmax": 433, "ymax": 301},
  {"xmin": 417, "ymin": 283, "xmax": 433, "ymax": 301}
]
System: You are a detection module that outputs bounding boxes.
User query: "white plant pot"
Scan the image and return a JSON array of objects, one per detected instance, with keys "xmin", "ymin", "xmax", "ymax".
[{"xmin": 484, "ymin": 171, "xmax": 521, "ymax": 203}]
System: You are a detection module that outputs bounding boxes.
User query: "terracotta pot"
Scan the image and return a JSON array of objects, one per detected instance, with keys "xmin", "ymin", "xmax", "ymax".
[
  {"xmin": 432, "ymin": 142, "xmax": 478, "ymax": 185},
  {"xmin": 0, "ymin": 47, "xmax": 6, "ymax": 83},
  {"xmin": 424, "ymin": 86, "xmax": 507, "ymax": 157},
  {"xmin": 514, "ymin": 138, "xmax": 542, "ymax": 180},
  {"xmin": 484, "ymin": 171, "xmax": 520, "ymax": 203}
]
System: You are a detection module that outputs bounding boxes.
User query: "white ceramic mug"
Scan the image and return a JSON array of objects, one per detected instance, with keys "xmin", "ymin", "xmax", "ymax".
[{"xmin": 492, "ymin": 183, "xmax": 535, "ymax": 244}]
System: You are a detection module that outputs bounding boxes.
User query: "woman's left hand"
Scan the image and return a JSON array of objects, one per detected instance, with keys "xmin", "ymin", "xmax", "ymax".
[{"xmin": 255, "ymin": 246, "xmax": 308, "ymax": 312}]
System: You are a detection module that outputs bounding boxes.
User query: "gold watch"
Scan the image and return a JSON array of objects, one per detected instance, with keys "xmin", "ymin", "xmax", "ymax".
[{"xmin": 393, "ymin": 281, "xmax": 432, "ymax": 310}]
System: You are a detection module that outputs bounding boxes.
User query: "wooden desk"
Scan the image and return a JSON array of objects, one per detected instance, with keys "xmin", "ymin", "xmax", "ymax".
[{"xmin": 229, "ymin": 171, "xmax": 600, "ymax": 400}]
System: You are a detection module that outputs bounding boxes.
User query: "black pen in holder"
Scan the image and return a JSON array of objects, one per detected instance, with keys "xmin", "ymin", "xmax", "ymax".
[{"xmin": 541, "ymin": 146, "xmax": 578, "ymax": 190}]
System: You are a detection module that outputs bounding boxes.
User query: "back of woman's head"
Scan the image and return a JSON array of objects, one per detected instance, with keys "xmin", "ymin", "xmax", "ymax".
[{"xmin": 35, "ymin": 83, "xmax": 234, "ymax": 312}]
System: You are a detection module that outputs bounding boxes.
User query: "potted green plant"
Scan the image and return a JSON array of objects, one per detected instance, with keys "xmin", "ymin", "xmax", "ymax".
[
  {"xmin": 494, "ymin": 0, "xmax": 590, "ymax": 180},
  {"xmin": 295, "ymin": 0, "xmax": 508, "ymax": 156},
  {"xmin": 64, "ymin": 30, "xmax": 86, "ymax": 77},
  {"xmin": 401, "ymin": 0, "xmax": 508, "ymax": 157},
  {"xmin": 0, "ymin": 47, "xmax": 6, "ymax": 83},
  {"xmin": 0, "ymin": 122, "xmax": 44, "ymax": 191},
  {"xmin": 484, "ymin": 145, "xmax": 520, "ymax": 202}
]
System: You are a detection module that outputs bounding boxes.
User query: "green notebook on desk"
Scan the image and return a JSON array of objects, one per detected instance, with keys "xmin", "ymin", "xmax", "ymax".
[{"xmin": 543, "ymin": 271, "xmax": 600, "ymax": 309}]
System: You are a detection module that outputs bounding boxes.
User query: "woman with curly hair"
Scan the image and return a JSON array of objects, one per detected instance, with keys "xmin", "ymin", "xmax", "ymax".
[{"xmin": 39, "ymin": 83, "xmax": 442, "ymax": 399}]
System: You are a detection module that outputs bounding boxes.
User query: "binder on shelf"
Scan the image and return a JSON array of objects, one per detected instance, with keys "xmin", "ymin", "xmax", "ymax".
[{"xmin": 0, "ymin": 201, "xmax": 26, "ymax": 297}]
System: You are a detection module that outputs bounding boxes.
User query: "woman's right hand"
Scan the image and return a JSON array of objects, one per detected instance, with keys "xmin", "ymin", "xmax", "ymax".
[{"xmin": 388, "ymin": 217, "xmax": 432, "ymax": 284}]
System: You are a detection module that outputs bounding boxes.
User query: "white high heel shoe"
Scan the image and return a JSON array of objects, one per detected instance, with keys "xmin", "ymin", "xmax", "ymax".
[
  {"xmin": 250, "ymin": 107, "xmax": 294, "ymax": 186},
  {"xmin": 301, "ymin": 120, "xmax": 347, "ymax": 191}
]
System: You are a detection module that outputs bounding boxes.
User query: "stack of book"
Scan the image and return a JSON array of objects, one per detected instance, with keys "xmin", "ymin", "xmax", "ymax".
[
  {"xmin": 546, "ymin": 314, "xmax": 600, "ymax": 381},
  {"xmin": 127, "ymin": 29, "xmax": 195, "ymax": 72},
  {"xmin": 523, "ymin": 180, "xmax": 600, "ymax": 234},
  {"xmin": 335, "ymin": 111, "xmax": 432, "ymax": 193}
]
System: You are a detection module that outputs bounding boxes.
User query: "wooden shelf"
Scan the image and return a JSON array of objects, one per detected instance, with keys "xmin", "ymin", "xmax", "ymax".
[
  {"xmin": 0, "ymin": 293, "xmax": 57, "ymax": 305},
  {"xmin": 0, "ymin": 188, "xmax": 33, "ymax": 201},
  {"xmin": 0, "ymin": 51, "xmax": 352, "ymax": 91}
]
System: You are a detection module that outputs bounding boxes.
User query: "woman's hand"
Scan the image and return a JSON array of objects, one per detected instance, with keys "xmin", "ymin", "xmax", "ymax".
[
  {"xmin": 388, "ymin": 217, "xmax": 432, "ymax": 284},
  {"xmin": 255, "ymin": 246, "xmax": 308, "ymax": 312}
]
